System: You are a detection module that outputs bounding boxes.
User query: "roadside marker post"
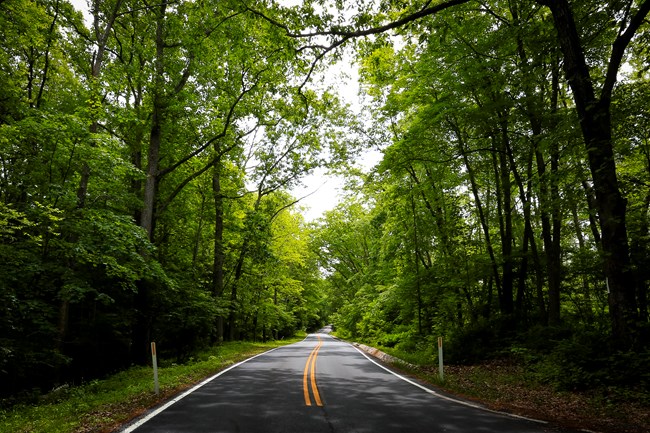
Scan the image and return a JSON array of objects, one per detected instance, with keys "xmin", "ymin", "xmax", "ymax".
[
  {"xmin": 438, "ymin": 337, "xmax": 444, "ymax": 382},
  {"xmin": 151, "ymin": 342, "xmax": 159, "ymax": 395}
]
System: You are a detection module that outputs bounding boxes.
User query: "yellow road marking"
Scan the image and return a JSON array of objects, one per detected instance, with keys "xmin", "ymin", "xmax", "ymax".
[
  {"xmin": 310, "ymin": 340, "xmax": 323, "ymax": 406},
  {"xmin": 302, "ymin": 349, "xmax": 313, "ymax": 405},
  {"xmin": 303, "ymin": 336, "xmax": 323, "ymax": 406}
]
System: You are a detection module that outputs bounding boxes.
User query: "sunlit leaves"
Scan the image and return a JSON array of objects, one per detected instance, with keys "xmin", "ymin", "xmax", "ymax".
[{"xmin": 312, "ymin": 0, "xmax": 650, "ymax": 351}]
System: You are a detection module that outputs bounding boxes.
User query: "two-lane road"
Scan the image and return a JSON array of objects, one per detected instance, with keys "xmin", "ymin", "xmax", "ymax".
[{"xmin": 122, "ymin": 333, "xmax": 569, "ymax": 432}]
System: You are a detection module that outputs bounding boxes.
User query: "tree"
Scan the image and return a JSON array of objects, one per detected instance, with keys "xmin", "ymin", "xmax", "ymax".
[
  {"xmin": 0, "ymin": 0, "xmax": 354, "ymax": 396},
  {"xmin": 264, "ymin": 0, "xmax": 650, "ymax": 346},
  {"xmin": 537, "ymin": 0, "xmax": 649, "ymax": 346}
]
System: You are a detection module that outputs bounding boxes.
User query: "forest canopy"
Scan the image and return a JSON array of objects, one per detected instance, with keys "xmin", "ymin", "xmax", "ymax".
[
  {"xmin": 301, "ymin": 0, "xmax": 650, "ymax": 391},
  {"xmin": 0, "ymin": 0, "xmax": 355, "ymax": 397},
  {"xmin": 1, "ymin": 0, "xmax": 649, "ymax": 400}
]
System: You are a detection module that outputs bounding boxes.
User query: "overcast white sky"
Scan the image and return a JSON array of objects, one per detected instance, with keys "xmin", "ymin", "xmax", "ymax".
[
  {"xmin": 290, "ymin": 57, "xmax": 382, "ymax": 222},
  {"xmin": 277, "ymin": 0, "xmax": 382, "ymax": 222}
]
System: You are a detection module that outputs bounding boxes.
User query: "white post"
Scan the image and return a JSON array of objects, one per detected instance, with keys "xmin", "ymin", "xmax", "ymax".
[
  {"xmin": 438, "ymin": 337, "xmax": 444, "ymax": 382},
  {"xmin": 151, "ymin": 342, "xmax": 159, "ymax": 395}
]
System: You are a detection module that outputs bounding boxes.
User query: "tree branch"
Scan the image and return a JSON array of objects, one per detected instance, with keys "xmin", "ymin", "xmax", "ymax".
[
  {"xmin": 269, "ymin": 194, "xmax": 309, "ymax": 222},
  {"xmin": 158, "ymin": 68, "xmax": 267, "ymax": 178},
  {"xmin": 245, "ymin": 0, "xmax": 473, "ymax": 90},
  {"xmin": 601, "ymin": 0, "xmax": 650, "ymax": 102},
  {"xmin": 247, "ymin": 0, "xmax": 471, "ymax": 39}
]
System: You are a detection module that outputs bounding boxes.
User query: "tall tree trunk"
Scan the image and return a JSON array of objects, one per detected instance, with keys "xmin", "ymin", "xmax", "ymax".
[
  {"xmin": 452, "ymin": 120, "xmax": 503, "ymax": 302},
  {"xmin": 409, "ymin": 186, "xmax": 423, "ymax": 335},
  {"xmin": 549, "ymin": 138, "xmax": 562, "ymax": 325},
  {"xmin": 496, "ymin": 118, "xmax": 514, "ymax": 317},
  {"xmin": 140, "ymin": 2, "xmax": 166, "ymax": 240},
  {"xmin": 548, "ymin": 58, "xmax": 563, "ymax": 326},
  {"xmin": 141, "ymin": 110, "xmax": 161, "ymax": 240},
  {"xmin": 539, "ymin": 0, "xmax": 647, "ymax": 345},
  {"xmin": 228, "ymin": 241, "xmax": 248, "ymax": 341},
  {"xmin": 572, "ymin": 205, "xmax": 594, "ymax": 319},
  {"xmin": 581, "ymin": 180, "xmax": 602, "ymax": 247},
  {"xmin": 212, "ymin": 154, "xmax": 225, "ymax": 342},
  {"xmin": 630, "ymin": 193, "xmax": 650, "ymax": 324},
  {"xmin": 505, "ymin": 126, "xmax": 543, "ymax": 321},
  {"xmin": 192, "ymin": 190, "xmax": 206, "ymax": 267},
  {"xmin": 77, "ymin": 0, "xmax": 124, "ymax": 208},
  {"xmin": 513, "ymin": 18, "xmax": 563, "ymax": 324},
  {"xmin": 129, "ymin": 91, "xmax": 145, "ymax": 224},
  {"xmin": 132, "ymin": 1, "xmax": 166, "ymax": 364},
  {"xmin": 536, "ymin": 143, "xmax": 558, "ymax": 325}
]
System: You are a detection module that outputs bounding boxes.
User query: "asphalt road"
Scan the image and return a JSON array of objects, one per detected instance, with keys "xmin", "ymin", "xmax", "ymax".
[{"xmin": 121, "ymin": 330, "xmax": 570, "ymax": 433}]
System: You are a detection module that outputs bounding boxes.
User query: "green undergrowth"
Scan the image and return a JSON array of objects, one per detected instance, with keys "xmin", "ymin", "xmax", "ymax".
[
  {"xmin": 369, "ymin": 337, "xmax": 649, "ymax": 402},
  {"xmin": 346, "ymin": 336, "xmax": 650, "ymax": 433},
  {"xmin": 0, "ymin": 336, "xmax": 304, "ymax": 433}
]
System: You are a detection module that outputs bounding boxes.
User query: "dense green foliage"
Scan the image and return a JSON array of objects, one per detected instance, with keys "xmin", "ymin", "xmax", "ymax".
[
  {"xmin": 0, "ymin": 0, "xmax": 347, "ymax": 399},
  {"xmin": 2, "ymin": 0, "xmax": 650, "ymax": 409},
  {"xmin": 297, "ymin": 0, "xmax": 650, "ymax": 392}
]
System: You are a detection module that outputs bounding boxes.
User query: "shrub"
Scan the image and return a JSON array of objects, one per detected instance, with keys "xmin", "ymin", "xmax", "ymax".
[
  {"xmin": 526, "ymin": 328, "xmax": 650, "ymax": 393},
  {"xmin": 445, "ymin": 318, "xmax": 510, "ymax": 364}
]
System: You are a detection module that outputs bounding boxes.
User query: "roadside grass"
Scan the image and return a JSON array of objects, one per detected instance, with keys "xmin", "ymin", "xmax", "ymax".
[{"xmin": 0, "ymin": 336, "xmax": 305, "ymax": 433}]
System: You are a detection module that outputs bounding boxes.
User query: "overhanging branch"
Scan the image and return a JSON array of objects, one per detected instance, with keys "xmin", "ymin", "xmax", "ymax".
[{"xmin": 601, "ymin": 0, "xmax": 650, "ymax": 102}]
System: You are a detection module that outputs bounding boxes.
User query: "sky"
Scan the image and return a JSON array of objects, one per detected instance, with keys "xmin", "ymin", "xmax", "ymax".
[
  {"xmin": 277, "ymin": 0, "xmax": 383, "ymax": 222},
  {"xmin": 289, "ymin": 56, "xmax": 382, "ymax": 222},
  {"xmin": 290, "ymin": 147, "xmax": 382, "ymax": 222}
]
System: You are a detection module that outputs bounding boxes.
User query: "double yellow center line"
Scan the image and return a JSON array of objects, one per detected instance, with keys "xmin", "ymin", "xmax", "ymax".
[{"xmin": 303, "ymin": 336, "xmax": 323, "ymax": 406}]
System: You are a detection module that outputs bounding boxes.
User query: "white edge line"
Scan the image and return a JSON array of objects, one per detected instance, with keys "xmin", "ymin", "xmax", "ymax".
[
  {"xmin": 351, "ymin": 345, "xmax": 548, "ymax": 425},
  {"xmin": 120, "ymin": 347, "xmax": 280, "ymax": 433}
]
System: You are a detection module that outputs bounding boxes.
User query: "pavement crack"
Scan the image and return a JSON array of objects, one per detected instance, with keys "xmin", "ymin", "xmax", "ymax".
[{"xmin": 319, "ymin": 406, "xmax": 336, "ymax": 433}]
